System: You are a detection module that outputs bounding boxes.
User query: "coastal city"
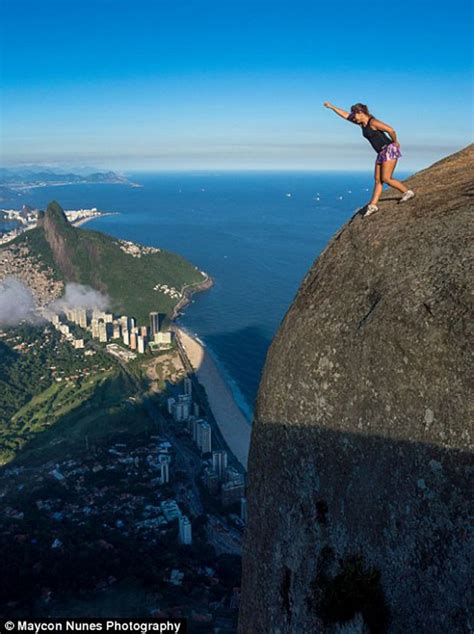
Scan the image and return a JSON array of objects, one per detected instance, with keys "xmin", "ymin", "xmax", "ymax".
[
  {"xmin": 1, "ymin": 0, "xmax": 471, "ymax": 629},
  {"xmin": 0, "ymin": 197, "xmax": 248, "ymax": 628},
  {"xmin": 42, "ymin": 303, "xmax": 248, "ymax": 506},
  {"xmin": 0, "ymin": 204, "xmax": 115, "ymax": 245},
  {"xmin": 0, "ymin": 292, "xmax": 247, "ymax": 629},
  {"xmin": 48, "ymin": 306, "xmax": 174, "ymax": 360}
]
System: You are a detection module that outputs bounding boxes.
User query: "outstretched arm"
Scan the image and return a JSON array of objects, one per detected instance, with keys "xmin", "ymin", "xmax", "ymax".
[
  {"xmin": 323, "ymin": 101, "xmax": 353, "ymax": 121},
  {"xmin": 370, "ymin": 118, "xmax": 400, "ymax": 146}
]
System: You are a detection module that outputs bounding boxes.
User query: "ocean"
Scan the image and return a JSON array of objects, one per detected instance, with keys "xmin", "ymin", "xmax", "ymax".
[{"xmin": 1, "ymin": 170, "xmax": 411, "ymax": 422}]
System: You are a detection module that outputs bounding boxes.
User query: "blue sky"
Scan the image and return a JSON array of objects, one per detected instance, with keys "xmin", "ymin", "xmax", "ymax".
[{"xmin": 0, "ymin": 0, "xmax": 472, "ymax": 171}]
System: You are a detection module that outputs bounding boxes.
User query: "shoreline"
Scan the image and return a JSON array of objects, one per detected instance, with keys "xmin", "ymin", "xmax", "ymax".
[
  {"xmin": 170, "ymin": 274, "xmax": 214, "ymax": 321},
  {"xmin": 0, "ymin": 212, "xmax": 120, "ymax": 244},
  {"xmin": 8, "ymin": 180, "xmax": 142, "ymax": 191},
  {"xmin": 171, "ymin": 323, "xmax": 252, "ymax": 470},
  {"xmin": 72, "ymin": 212, "xmax": 120, "ymax": 227}
]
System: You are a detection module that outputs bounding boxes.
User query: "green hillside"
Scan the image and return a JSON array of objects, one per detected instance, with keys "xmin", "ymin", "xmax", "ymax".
[
  {"xmin": 7, "ymin": 200, "xmax": 210, "ymax": 324},
  {"xmin": 0, "ymin": 324, "xmax": 148, "ymax": 466}
]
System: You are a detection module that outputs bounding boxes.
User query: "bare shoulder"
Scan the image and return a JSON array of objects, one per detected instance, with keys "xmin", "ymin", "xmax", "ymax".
[{"xmin": 370, "ymin": 117, "xmax": 390, "ymax": 130}]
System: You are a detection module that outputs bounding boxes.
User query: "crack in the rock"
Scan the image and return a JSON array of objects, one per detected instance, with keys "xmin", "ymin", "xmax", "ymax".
[{"xmin": 357, "ymin": 295, "xmax": 382, "ymax": 330}]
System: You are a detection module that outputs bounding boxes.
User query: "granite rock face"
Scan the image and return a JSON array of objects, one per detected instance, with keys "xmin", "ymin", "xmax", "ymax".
[{"xmin": 238, "ymin": 145, "xmax": 473, "ymax": 633}]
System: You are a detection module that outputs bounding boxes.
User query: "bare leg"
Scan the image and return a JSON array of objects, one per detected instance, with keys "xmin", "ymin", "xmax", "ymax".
[
  {"xmin": 381, "ymin": 159, "xmax": 408, "ymax": 193},
  {"xmin": 369, "ymin": 161, "xmax": 383, "ymax": 205}
]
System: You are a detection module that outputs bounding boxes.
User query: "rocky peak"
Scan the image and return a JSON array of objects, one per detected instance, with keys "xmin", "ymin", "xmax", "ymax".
[
  {"xmin": 238, "ymin": 144, "xmax": 473, "ymax": 633},
  {"xmin": 37, "ymin": 200, "xmax": 77, "ymax": 281}
]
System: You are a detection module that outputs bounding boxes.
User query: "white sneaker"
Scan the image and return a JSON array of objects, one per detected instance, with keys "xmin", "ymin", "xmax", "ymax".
[
  {"xmin": 399, "ymin": 189, "xmax": 415, "ymax": 203},
  {"xmin": 364, "ymin": 204, "xmax": 379, "ymax": 217}
]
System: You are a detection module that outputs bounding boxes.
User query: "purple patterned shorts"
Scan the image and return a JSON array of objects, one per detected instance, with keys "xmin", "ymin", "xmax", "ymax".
[{"xmin": 376, "ymin": 142, "xmax": 402, "ymax": 164}]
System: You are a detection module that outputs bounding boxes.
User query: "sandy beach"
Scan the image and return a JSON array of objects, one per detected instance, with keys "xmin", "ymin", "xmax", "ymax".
[
  {"xmin": 72, "ymin": 212, "xmax": 119, "ymax": 227},
  {"xmin": 172, "ymin": 324, "xmax": 252, "ymax": 470}
]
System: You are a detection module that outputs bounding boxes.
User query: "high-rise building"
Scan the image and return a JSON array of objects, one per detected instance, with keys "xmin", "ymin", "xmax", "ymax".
[
  {"xmin": 192, "ymin": 417, "xmax": 204, "ymax": 443},
  {"xmin": 172, "ymin": 400, "xmax": 190, "ymax": 422},
  {"xmin": 178, "ymin": 515, "xmax": 192, "ymax": 545},
  {"xmin": 193, "ymin": 402, "xmax": 199, "ymax": 417},
  {"xmin": 160, "ymin": 460, "xmax": 170, "ymax": 484},
  {"xmin": 183, "ymin": 377, "xmax": 192, "ymax": 396},
  {"xmin": 103, "ymin": 313, "xmax": 114, "ymax": 323},
  {"xmin": 91, "ymin": 318, "xmax": 100, "ymax": 338},
  {"xmin": 137, "ymin": 335, "xmax": 146, "ymax": 354},
  {"xmin": 140, "ymin": 325, "xmax": 148, "ymax": 338},
  {"xmin": 112, "ymin": 321, "xmax": 121, "ymax": 339},
  {"xmin": 197, "ymin": 420, "xmax": 212, "ymax": 454},
  {"xmin": 212, "ymin": 450, "xmax": 228, "ymax": 480},
  {"xmin": 159, "ymin": 454, "xmax": 171, "ymax": 484},
  {"xmin": 130, "ymin": 333, "xmax": 137, "ymax": 350},
  {"xmin": 203, "ymin": 467, "xmax": 220, "ymax": 494},
  {"xmin": 150, "ymin": 312, "xmax": 166, "ymax": 336},
  {"xmin": 73, "ymin": 308, "xmax": 87, "ymax": 328},
  {"xmin": 122, "ymin": 330, "xmax": 130, "ymax": 346},
  {"xmin": 167, "ymin": 397, "xmax": 176, "ymax": 414},
  {"xmin": 120, "ymin": 315, "xmax": 130, "ymax": 332},
  {"xmin": 98, "ymin": 320, "xmax": 109, "ymax": 343}
]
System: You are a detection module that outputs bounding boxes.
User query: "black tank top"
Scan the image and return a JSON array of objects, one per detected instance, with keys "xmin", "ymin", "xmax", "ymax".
[{"xmin": 362, "ymin": 116, "xmax": 393, "ymax": 153}]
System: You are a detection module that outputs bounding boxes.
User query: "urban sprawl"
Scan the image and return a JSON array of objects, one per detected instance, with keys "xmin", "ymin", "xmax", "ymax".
[{"xmin": 49, "ymin": 308, "xmax": 173, "ymax": 361}]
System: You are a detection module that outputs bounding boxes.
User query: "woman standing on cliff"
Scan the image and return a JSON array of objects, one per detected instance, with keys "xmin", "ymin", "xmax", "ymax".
[{"xmin": 323, "ymin": 102, "xmax": 415, "ymax": 216}]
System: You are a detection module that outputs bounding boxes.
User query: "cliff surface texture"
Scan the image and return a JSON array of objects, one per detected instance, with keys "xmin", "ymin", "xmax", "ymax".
[{"xmin": 238, "ymin": 145, "xmax": 473, "ymax": 633}]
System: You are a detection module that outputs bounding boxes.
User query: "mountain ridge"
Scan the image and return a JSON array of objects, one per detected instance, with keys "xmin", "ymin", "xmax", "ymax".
[{"xmin": 1, "ymin": 200, "xmax": 212, "ymax": 323}]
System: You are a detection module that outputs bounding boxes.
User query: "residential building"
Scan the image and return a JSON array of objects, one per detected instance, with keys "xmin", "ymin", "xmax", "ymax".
[
  {"xmin": 212, "ymin": 450, "xmax": 228, "ymax": 480},
  {"xmin": 183, "ymin": 376, "xmax": 192, "ymax": 396},
  {"xmin": 150, "ymin": 311, "xmax": 166, "ymax": 336},
  {"xmin": 197, "ymin": 420, "xmax": 212, "ymax": 454},
  {"xmin": 112, "ymin": 321, "xmax": 121, "ymax": 339},
  {"xmin": 167, "ymin": 397, "xmax": 176, "ymax": 415},
  {"xmin": 137, "ymin": 335, "xmax": 146, "ymax": 354},
  {"xmin": 159, "ymin": 454, "xmax": 171, "ymax": 484},
  {"xmin": 221, "ymin": 480, "xmax": 245, "ymax": 506},
  {"xmin": 91, "ymin": 318, "xmax": 100, "ymax": 338},
  {"xmin": 203, "ymin": 467, "xmax": 220, "ymax": 494},
  {"xmin": 179, "ymin": 515, "xmax": 192, "ymax": 545},
  {"xmin": 154, "ymin": 331, "xmax": 173, "ymax": 347},
  {"xmin": 172, "ymin": 399, "xmax": 190, "ymax": 422},
  {"xmin": 98, "ymin": 320, "xmax": 109, "ymax": 343},
  {"xmin": 160, "ymin": 499, "xmax": 182, "ymax": 522}
]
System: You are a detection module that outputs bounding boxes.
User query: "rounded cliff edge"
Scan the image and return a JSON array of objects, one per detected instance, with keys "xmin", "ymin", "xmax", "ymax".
[{"xmin": 238, "ymin": 144, "xmax": 473, "ymax": 634}]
